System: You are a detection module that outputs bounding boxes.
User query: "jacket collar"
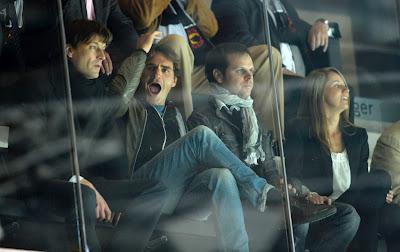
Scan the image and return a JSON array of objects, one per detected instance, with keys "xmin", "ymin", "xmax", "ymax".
[
  {"xmin": 209, "ymin": 97, "xmax": 241, "ymax": 133},
  {"xmin": 49, "ymin": 61, "xmax": 105, "ymax": 101}
]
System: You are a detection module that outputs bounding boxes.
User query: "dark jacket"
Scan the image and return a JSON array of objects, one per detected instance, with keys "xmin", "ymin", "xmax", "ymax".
[
  {"xmin": 211, "ymin": 0, "xmax": 324, "ymax": 74},
  {"xmin": 32, "ymin": 49, "xmax": 147, "ymax": 179},
  {"xmin": 285, "ymin": 118, "xmax": 369, "ymax": 203},
  {"xmin": 62, "ymin": 0, "xmax": 138, "ymax": 64},
  {"xmin": 124, "ymin": 97, "xmax": 186, "ymax": 178},
  {"xmin": 126, "ymin": 100, "xmax": 186, "ymax": 175},
  {"xmin": 187, "ymin": 96, "xmax": 280, "ymax": 186}
]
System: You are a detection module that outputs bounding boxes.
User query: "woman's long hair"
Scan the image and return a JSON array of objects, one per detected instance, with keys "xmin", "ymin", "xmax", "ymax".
[{"xmin": 297, "ymin": 67, "xmax": 352, "ymax": 150}]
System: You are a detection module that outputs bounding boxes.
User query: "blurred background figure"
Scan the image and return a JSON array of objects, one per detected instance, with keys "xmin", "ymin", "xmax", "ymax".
[{"xmin": 371, "ymin": 121, "xmax": 400, "ymax": 252}]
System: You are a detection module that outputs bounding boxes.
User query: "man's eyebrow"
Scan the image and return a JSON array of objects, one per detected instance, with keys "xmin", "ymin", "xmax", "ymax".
[
  {"xmin": 146, "ymin": 63, "xmax": 173, "ymax": 70},
  {"xmin": 88, "ymin": 41, "xmax": 107, "ymax": 49},
  {"xmin": 160, "ymin": 64, "xmax": 173, "ymax": 69},
  {"xmin": 235, "ymin": 66, "xmax": 254, "ymax": 72}
]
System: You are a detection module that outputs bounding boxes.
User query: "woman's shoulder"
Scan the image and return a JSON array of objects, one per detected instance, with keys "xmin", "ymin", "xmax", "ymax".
[
  {"xmin": 343, "ymin": 124, "xmax": 366, "ymax": 134},
  {"xmin": 342, "ymin": 124, "xmax": 367, "ymax": 140}
]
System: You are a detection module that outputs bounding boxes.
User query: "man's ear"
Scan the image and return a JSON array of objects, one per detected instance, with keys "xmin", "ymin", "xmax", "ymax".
[
  {"xmin": 213, "ymin": 69, "xmax": 224, "ymax": 84},
  {"xmin": 66, "ymin": 45, "xmax": 73, "ymax": 59}
]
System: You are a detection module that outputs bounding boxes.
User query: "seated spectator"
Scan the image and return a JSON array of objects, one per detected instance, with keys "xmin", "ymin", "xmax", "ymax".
[
  {"xmin": 371, "ymin": 121, "xmax": 400, "ymax": 252},
  {"xmin": 119, "ymin": 40, "xmax": 271, "ymax": 252},
  {"xmin": 108, "ymin": 36, "xmax": 340, "ymax": 251},
  {"xmin": 285, "ymin": 67, "xmax": 391, "ymax": 252},
  {"xmin": 212, "ymin": 0, "xmax": 336, "ymax": 124},
  {"xmin": 119, "ymin": 0, "xmax": 284, "ymax": 136},
  {"xmin": 29, "ymin": 20, "xmax": 168, "ymax": 251},
  {"xmin": 188, "ymin": 43, "xmax": 357, "ymax": 252},
  {"xmin": 212, "ymin": 0, "xmax": 332, "ymax": 77},
  {"xmin": 62, "ymin": 0, "xmax": 138, "ymax": 72}
]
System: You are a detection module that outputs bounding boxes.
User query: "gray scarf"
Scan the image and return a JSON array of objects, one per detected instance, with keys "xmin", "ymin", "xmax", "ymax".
[{"xmin": 210, "ymin": 83, "xmax": 265, "ymax": 165}]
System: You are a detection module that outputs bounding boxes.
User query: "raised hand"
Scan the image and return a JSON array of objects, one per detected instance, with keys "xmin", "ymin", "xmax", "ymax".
[
  {"xmin": 137, "ymin": 31, "xmax": 163, "ymax": 53},
  {"xmin": 100, "ymin": 51, "xmax": 113, "ymax": 76},
  {"xmin": 308, "ymin": 19, "xmax": 329, "ymax": 52}
]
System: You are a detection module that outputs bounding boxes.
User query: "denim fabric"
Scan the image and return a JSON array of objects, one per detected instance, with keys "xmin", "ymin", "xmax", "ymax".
[
  {"xmin": 133, "ymin": 126, "xmax": 272, "ymax": 213},
  {"xmin": 176, "ymin": 168, "xmax": 249, "ymax": 252},
  {"xmin": 379, "ymin": 203, "xmax": 400, "ymax": 252},
  {"xmin": 306, "ymin": 202, "xmax": 360, "ymax": 252},
  {"xmin": 293, "ymin": 223, "xmax": 309, "ymax": 252},
  {"xmin": 132, "ymin": 126, "xmax": 274, "ymax": 252}
]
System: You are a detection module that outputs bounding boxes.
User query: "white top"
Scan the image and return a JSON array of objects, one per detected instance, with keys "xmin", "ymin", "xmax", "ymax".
[
  {"xmin": 157, "ymin": 1, "xmax": 189, "ymax": 43},
  {"xmin": 265, "ymin": 0, "xmax": 306, "ymax": 76},
  {"xmin": 0, "ymin": 126, "xmax": 9, "ymax": 148},
  {"xmin": 330, "ymin": 149, "xmax": 351, "ymax": 200}
]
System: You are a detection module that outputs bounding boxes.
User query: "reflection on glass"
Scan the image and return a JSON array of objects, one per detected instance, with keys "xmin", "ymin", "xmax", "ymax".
[{"xmin": 1, "ymin": 0, "xmax": 400, "ymax": 251}]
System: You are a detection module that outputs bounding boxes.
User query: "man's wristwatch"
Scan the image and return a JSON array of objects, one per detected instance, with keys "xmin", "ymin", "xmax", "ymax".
[{"xmin": 316, "ymin": 18, "xmax": 329, "ymax": 26}]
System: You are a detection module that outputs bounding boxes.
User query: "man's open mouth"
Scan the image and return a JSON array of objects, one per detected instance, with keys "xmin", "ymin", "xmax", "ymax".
[{"xmin": 148, "ymin": 82, "xmax": 162, "ymax": 95}]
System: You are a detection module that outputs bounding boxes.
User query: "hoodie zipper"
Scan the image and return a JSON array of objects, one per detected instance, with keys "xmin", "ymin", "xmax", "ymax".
[
  {"xmin": 130, "ymin": 105, "xmax": 168, "ymax": 178},
  {"xmin": 152, "ymin": 105, "xmax": 167, "ymax": 150}
]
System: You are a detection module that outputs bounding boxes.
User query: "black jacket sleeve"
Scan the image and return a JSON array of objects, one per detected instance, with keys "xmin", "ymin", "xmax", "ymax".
[
  {"xmin": 211, "ymin": 0, "xmax": 261, "ymax": 47},
  {"xmin": 106, "ymin": 0, "xmax": 138, "ymax": 65}
]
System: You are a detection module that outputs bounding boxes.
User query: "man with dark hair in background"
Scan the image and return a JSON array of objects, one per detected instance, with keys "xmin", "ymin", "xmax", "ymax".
[
  {"xmin": 188, "ymin": 42, "xmax": 359, "ymax": 252},
  {"xmin": 61, "ymin": 0, "xmax": 138, "ymax": 73},
  {"xmin": 28, "ymin": 20, "xmax": 167, "ymax": 251}
]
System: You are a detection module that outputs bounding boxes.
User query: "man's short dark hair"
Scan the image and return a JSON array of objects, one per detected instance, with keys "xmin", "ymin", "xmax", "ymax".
[
  {"xmin": 147, "ymin": 44, "xmax": 180, "ymax": 79},
  {"xmin": 205, "ymin": 43, "xmax": 250, "ymax": 83},
  {"xmin": 65, "ymin": 19, "xmax": 112, "ymax": 48}
]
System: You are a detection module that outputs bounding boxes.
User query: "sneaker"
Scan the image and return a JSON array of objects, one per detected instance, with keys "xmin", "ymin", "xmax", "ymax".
[{"xmin": 289, "ymin": 195, "xmax": 337, "ymax": 224}]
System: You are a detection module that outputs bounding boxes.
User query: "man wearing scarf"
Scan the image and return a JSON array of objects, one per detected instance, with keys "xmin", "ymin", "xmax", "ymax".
[{"xmin": 188, "ymin": 42, "xmax": 359, "ymax": 252}]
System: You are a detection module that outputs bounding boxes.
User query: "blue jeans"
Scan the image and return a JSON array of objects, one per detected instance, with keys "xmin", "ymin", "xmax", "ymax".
[
  {"xmin": 133, "ymin": 126, "xmax": 273, "ymax": 252},
  {"xmin": 305, "ymin": 202, "xmax": 360, "ymax": 252},
  {"xmin": 176, "ymin": 168, "xmax": 249, "ymax": 252}
]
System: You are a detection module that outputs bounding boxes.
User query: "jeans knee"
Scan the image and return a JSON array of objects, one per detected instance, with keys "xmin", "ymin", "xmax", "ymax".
[
  {"xmin": 212, "ymin": 168, "xmax": 236, "ymax": 182},
  {"xmin": 192, "ymin": 125, "xmax": 215, "ymax": 139},
  {"xmin": 208, "ymin": 168, "xmax": 238, "ymax": 192}
]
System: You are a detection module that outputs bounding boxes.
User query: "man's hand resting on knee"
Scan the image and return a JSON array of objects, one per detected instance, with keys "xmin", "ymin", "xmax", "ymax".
[{"xmin": 80, "ymin": 178, "xmax": 113, "ymax": 222}]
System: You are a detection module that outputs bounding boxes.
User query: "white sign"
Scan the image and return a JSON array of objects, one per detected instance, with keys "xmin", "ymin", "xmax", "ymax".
[
  {"xmin": 354, "ymin": 96, "xmax": 400, "ymax": 122},
  {"xmin": 0, "ymin": 126, "xmax": 9, "ymax": 148}
]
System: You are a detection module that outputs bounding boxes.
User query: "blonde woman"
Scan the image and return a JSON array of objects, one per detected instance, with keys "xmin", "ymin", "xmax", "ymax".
[{"xmin": 285, "ymin": 67, "xmax": 391, "ymax": 252}]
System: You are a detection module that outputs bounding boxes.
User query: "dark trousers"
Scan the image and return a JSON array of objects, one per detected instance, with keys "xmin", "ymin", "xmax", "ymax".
[
  {"xmin": 38, "ymin": 178, "xmax": 167, "ymax": 252},
  {"xmin": 341, "ymin": 169, "xmax": 391, "ymax": 252},
  {"xmin": 379, "ymin": 203, "xmax": 400, "ymax": 252}
]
